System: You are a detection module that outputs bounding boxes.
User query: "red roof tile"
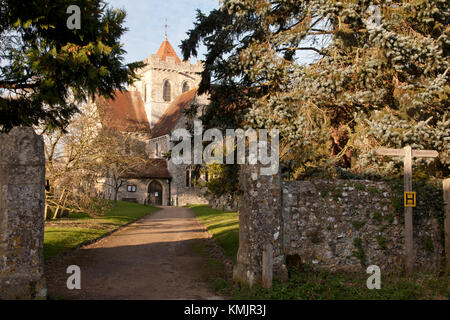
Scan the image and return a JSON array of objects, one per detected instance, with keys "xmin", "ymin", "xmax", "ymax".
[
  {"xmin": 121, "ymin": 158, "xmax": 171, "ymax": 179},
  {"xmin": 156, "ymin": 39, "xmax": 182, "ymax": 63},
  {"xmin": 150, "ymin": 87, "xmax": 198, "ymax": 138},
  {"xmin": 95, "ymin": 90, "xmax": 150, "ymax": 134}
]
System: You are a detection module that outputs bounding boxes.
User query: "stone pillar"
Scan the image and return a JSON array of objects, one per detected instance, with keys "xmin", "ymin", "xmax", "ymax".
[
  {"xmin": 444, "ymin": 178, "xmax": 450, "ymax": 270},
  {"xmin": 0, "ymin": 127, "xmax": 47, "ymax": 299},
  {"xmin": 233, "ymin": 164, "xmax": 288, "ymax": 288}
]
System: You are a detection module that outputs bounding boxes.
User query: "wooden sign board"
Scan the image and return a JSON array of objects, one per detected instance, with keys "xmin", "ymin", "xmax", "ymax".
[
  {"xmin": 376, "ymin": 148, "xmax": 405, "ymax": 157},
  {"xmin": 412, "ymin": 150, "xmax": 439, "ymax": 158},
  {"xmin": 375, "ymin": 146, "xmax": 438, "ymax": 275},
  {"xmin": 376, "ymin": 148, "xmax": 439, "ymax": 158}
]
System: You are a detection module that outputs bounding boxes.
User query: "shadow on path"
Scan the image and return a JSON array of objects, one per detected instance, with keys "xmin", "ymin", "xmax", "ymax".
[{"xmin": 45, "ymin": 207, "xmax": 224, "ymax": 300}]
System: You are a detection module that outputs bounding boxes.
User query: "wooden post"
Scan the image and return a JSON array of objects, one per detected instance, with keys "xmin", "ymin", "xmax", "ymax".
[
  {"xmin": 376, "ymin": 145, "xmax": 438, "ymax": 275},
  {"xmin": 444, "ymin": 178, "xmax": 450, "ymax": 270},
  {"xmin": 262, "ymin": 243, "xmax": 273, "ymax": 289},
  {"xmin": 403, "ymin": 146, "xmax": 414, "ymax": 275}
]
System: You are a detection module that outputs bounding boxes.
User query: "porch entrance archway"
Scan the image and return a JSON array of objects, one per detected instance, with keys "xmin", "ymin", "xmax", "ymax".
[{"xmin": 147, "ymin": 180, "xmax": 163, "ymax": 205}]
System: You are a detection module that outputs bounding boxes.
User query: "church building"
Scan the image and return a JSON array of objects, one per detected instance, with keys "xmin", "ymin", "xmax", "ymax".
[{"xmin": 94, "ymin": 35, "xmax": 210, "ymax": 206}]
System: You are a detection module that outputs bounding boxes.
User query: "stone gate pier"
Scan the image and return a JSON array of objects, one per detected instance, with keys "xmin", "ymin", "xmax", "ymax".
[
  {"xmin": 0, "ymin": 127, "xmax": 47, "ymax": 299},
  {"xmin": 233, "ymin": 164, "xmax": 288, "ymax": 287}
]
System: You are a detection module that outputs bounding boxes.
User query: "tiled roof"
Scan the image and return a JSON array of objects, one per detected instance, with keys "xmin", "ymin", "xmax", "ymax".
[
  {"xmin": 150, "ymin": 87, "xmax": 198, "ymax": 138},
  {"xmin": 156, "ymin": 39, "xmax": 181, "ymax": 63},
  {"xmin": 95, "ymin": 90, "xmax": 150, "ymax": 134},
  {"xmin": 121, "ymin": 158, "xmax": 171, "ymax": 179}
]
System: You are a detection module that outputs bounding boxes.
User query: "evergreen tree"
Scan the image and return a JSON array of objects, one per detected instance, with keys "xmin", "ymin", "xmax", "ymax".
[
  {"xmin": 182, "ymin": 0, "xmax": 449, "ymax": 178},
  {"xmin": 0, "ymin": 0, "xmax": 143, "ymax": 131}
]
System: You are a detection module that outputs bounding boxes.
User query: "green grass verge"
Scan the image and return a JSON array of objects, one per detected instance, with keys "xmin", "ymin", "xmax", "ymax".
[
  {"xmin": 232, "ymin": 266, "xmax": 449, "ymax": 300},
  {"xmin": 44, "ymin": 201, "xmax": 159, "ymax": 260},
  {"xmin": 186, "ymin": 204, "xmax": 239, "ymax": 263},
  {"xmin": 188, "ymin": 204, "xmax": 449, "ymax": 300}
]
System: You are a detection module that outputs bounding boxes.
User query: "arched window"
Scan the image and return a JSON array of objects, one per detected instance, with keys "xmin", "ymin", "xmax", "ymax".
[
  {"xmin": 186, "ymin": 167, "xmax": 200, "ymax": 188},
  {"xmin": 163, "ymin": 80, "xmax": 171, "ymax": 102},
  {"xmin": 185, "ymin": 168, "xmax": 190, "ymax": 187},
  {"xmin": 191, "ymin": 168, "xmax": 200, "ymax": 187},
  {"xmin": 182, "ymin": 81, "xmax": 190, "ymax": 93}
]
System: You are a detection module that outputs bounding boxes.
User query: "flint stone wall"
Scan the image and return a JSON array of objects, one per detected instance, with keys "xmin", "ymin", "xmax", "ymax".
[
  {"xmin": 234, "ymin": 164, "xmax": 444, "ymax": 287},
  {"xmin": 282, "ymin": 180, "xmax": 443, "ymax": 272},
  {"xmin": 208, "ymin": 194, "xmax": 239, "ymax": 212},
  {"xmin": 0, "ymin": 127, "xmax": 46, "ymax": 299}
]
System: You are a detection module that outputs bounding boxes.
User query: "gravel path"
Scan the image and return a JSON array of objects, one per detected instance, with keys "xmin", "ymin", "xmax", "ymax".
[{"xmin": 45, "ymin": 207, "xmax": 223, "ymax": 300}]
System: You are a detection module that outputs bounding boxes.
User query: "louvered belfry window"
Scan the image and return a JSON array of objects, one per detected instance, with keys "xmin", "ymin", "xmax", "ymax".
[{"xmin": 163, "ymin": 80, "xmax": 171, "ymax": 102}]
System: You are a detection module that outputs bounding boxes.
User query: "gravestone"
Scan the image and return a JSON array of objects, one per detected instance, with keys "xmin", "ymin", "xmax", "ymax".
[
  {"xmin": 233, "ymin": 164, "xmax": 288, "ymax": 288},
  {"xmin": 0, "ymin": 127, "xmax": 47, "ymax": 299}
]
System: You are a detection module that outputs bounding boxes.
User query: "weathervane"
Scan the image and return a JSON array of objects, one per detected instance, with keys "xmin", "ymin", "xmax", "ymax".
[{"xmin": 164, "ymin": 18, "xmax": 168, "ymax": 40}]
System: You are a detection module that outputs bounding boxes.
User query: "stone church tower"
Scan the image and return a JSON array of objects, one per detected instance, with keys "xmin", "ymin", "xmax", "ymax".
[
  {"xmin": 95, "ymin": 35, "xmax": 210, "ymax": 207},
  {"xmin": 129, "ymin": 36, "xmax": 203, "ymax": 128}
]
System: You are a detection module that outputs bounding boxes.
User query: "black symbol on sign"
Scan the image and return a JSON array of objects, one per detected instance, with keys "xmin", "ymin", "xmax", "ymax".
[{"xmin": 404, "ymin": 192, "xmax": 416, "ymax": 207}]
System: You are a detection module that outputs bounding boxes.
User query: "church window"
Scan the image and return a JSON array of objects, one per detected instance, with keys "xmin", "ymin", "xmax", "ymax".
[
  {"xmin": 186, "ymin": 167, "xmax": 201, "ymax": 188},
  {"xmin": 182, "ymin": 82, "xmax": 190, "ymax": 93},
  {"xmin": 163, "ymin": 80, "xmax": 171, "ymax": 102},
  {"xmin": 191, "ymin": 168, "xmax": 200, "ymax": 187},
  {"xmin": 155, "ymin": 143, "xmax": 159, "ymax": 157},
  {"xmin": 204, "ymin": 169, "xmax": 209, "ymax": 182},
  {"xmin": 185, "ymin": 168, "xmax": 190, "ymax": 187},
  {"xmin": 127, "ymin": 185, "xmax": 137, "ymax": 192}
]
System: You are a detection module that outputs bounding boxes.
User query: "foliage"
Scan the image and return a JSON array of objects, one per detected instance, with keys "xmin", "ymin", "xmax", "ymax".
[
  {"xmin": 40, "ymin": 103, "xmax": 148, "ymax": 218},
  {"xmin": 91, "ymin": 126, "xmax": 148, "ymax": 203},
  {"xmin": 182, "ymin": 0, "xmax": 449, "ymax": 188},
  {"xmin": 203, "ymin": 163, "xmax": 240, "ymax": 198},
  {"xmin": 388, "ymin": 178, "xmax": 445, "ymax": 230},
  {"xmin": 352, "ymin": 221, "xmax": 365, "ymax": 231},
  {"xmin": 422, "ymin": 236, "xmax": 434, "ymax": 253},
  {"xmin": 232, "ymin": 266, "xmax": 450, "ymax": 300},
  {"xmin": 373, "ymin": 211, "xmax": 382, "ymax": 223},
  {"xmin": 352, "ymin": 236, "xmax": 366, "ymax": 265},
  {"xmin": 377, "ymin": 235, "xmax": 387, "ymax": 249},
  {"xmin": 0, "ymin": 0, "xmax": 144, "ymax": 131}
]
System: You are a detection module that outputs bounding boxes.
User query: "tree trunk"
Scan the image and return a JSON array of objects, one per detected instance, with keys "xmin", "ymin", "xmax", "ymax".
[
  {"xmin": 44, "ymin": 201, "xmax": 48, "ymax": 221},
  {"xmin": 113, "ymin": 187, "xmax": 119, "ymax": 203},
  {"xmin": 52, "ymin": 189, "xmax": 66, "ymax": 219},
  {"xmin": 330, "ymin": 125, "xmax": 352, "ymax": 168}
]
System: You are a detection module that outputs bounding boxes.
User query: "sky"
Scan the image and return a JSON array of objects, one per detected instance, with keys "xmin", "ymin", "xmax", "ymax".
[{"xmin": 106, "ymin": 0, "xmax": 220, "ymax": 64}]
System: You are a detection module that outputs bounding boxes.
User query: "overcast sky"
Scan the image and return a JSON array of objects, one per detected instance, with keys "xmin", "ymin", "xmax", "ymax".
[{"xmin": 106, "ymin": 0, "xmax": 220, "ymax": 64}]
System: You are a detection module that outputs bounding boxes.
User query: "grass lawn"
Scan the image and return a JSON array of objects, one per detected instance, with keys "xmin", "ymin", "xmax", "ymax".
[
  {"xmin": 232, "ymin": 267, "xmax": 449, "ymax": 300},
  {"xmin": 188, "ymin": 204, "xmax": 449, "ymax": 300},
  {"xmin": 187, "ymin": 204, "xmax": 239, "ymax": 263},
  {"xmin": 44, "ymin": 201, "xmax": 159, "ymax": 260}
]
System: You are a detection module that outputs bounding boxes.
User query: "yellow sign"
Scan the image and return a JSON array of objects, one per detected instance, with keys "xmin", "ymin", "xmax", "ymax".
[{"xmin": 404, "ymin": 192, "xmax": 416, "ymax": 207}]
